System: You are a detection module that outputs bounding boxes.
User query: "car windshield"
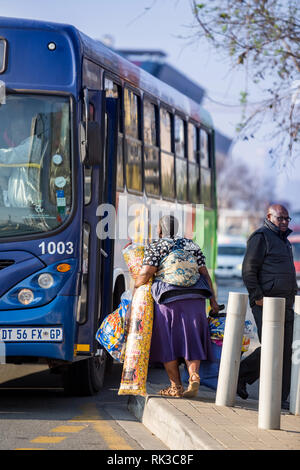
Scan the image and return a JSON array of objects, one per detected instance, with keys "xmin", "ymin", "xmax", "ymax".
[
  {"xmin": 292, "ymin": 242, "xmax": 300, "ymax": 261},
  {"xmin": 218, "ymin": 245, "xmax": 246, "ymax": 256},
  {"xmin": 0, "ymin": 94, "xmax": 72, "ymax": 237}
]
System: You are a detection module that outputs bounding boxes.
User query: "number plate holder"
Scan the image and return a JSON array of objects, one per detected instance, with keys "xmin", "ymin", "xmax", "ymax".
[{"xmin": 0, "ymin": 327, "xmax": 63, "ymax": 342}]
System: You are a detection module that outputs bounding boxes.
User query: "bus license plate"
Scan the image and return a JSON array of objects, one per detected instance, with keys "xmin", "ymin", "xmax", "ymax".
[{"xmin": 0, "ymin": 327, "xmax": 63, "ymax": 342}]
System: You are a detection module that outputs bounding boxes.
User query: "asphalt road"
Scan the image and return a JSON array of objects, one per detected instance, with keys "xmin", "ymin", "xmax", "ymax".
[
  {"xmin": 0, "ymin": 362, "xmax": 166, "ymax": 451},
  {"xmin": 0, "ymin": 277, "xmax": 259, "ymax": 451},
  {"xmin": 216, "ymin": 276, "xmax": 248, "ymax": 305}
]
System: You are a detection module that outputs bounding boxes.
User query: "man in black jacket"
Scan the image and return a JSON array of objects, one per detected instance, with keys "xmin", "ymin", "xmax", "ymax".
[{"xmin": 237, "ymin": 204, "xmax": 298, "ymax": 409}]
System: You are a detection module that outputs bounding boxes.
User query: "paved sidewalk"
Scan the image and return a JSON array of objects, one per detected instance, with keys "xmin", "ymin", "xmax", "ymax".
[{"xmin": 128, "ymin": 367, "xmax": 300, "ymax": 450}]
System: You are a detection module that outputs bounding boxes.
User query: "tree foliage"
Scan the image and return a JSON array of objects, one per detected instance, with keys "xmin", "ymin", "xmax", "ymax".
[
  {"xmin": 191, "ymin": 0, "xmax": 300, "ymax": 165},
  {"xmin": 216, "ymin": 155, "xmax": 274, "ymax": 212}
]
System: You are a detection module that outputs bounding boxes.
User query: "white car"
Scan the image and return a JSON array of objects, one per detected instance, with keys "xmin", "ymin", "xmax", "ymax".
[{"xmin": 215, "ymin": 237, "xmax": 246, "ymax": 279}]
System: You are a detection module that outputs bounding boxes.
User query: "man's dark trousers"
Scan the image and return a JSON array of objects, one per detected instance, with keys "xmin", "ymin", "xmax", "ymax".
[{"xmin": 239, "ymin": 299, "xmax": 294, "ymax": 402}]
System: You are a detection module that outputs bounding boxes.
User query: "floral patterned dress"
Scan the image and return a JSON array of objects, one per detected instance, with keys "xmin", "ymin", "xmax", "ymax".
[{"xmin": 143, "ymin": 237, "xmax": 214, "ymax": 364}]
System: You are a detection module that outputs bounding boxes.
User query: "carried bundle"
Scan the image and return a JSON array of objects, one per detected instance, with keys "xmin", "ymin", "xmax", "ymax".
[
  {"xmin": 95, "ymin": 291, "xmax": 131, "ymax": 362},
  {"xmin": 118, "ymin": 243, "xmax": 154, "ymax": 396}
]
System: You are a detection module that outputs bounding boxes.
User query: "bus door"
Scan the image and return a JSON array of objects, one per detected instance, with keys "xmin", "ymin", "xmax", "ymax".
[
  {"xmin": 76, "ymin": 89, "xmax": 105, "ymax": 352},
  {"xmin": 99, "ymin": 97, "xmax": 119, "ymax": 326},
  {"xmin": 76, "ymin": 91, "xmax": 118, "ymax": 364},
  {"xmin": 64, "ymin": 89, "xmax": 107, "ymax": 395}
]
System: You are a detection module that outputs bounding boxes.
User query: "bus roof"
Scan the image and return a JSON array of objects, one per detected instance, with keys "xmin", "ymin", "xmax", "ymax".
[
  {"xmin": 0, "ymin": 16, "xmax": 213, "ymax": 128},
  {"xmin": 78, "ymin": 31, "xmax": 213, "ymax": 128}
]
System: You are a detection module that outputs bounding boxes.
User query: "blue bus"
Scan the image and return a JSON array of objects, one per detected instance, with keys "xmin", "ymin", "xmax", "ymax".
[{"xmin": 0, "ymin": 17, "xmax": 217, "ymax": 395}]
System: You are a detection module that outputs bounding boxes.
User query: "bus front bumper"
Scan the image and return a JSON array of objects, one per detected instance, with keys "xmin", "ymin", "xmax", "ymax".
[{"xmin": 0, "ymin": 296, "xmax": 77, "ymax": 362}]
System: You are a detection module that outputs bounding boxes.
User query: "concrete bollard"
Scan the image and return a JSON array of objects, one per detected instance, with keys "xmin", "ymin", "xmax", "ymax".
[
  {"xmin": 215, "ymin": 292, "xmax": 248, "ymax": 407},
  {"xmin": 258, "ymin": 297, "xmax": 285, "ymax": 430},
  {"xmin": 290, "ymin": 296, "xmax": 300, "ymax": 415}
]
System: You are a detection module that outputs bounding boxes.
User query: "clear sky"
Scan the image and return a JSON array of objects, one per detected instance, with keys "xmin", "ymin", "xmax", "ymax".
[{"xmin": 1, "ymin": 0, "xmax": 299, "ymax": 211}]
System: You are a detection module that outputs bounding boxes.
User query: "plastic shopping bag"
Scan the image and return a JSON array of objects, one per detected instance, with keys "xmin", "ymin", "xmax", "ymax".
[
  {"xmin": 241, "ymin": 319, "xmax": 253, "ymax": 353},
  {"xmin": 208, "ymin": 313, "xmax": 252, "ymax": 352},
  {"xmin": 118, "ymin": 244, "xmax": 154, "ymax": 396},
  {"xmin": 95, "ymin": 291, "xmax": 132, "ymax": 363}
]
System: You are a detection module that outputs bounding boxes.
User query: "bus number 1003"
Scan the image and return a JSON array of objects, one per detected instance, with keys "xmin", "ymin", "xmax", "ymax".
[{"xmin": 38, "ymin": 241, "xmax": 74, "ymax": 255}]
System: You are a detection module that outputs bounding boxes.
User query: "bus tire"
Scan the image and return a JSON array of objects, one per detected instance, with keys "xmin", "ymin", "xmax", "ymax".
[{"xmin": 63, "ymin": 353, "xmax": 106, "ymax": 396}]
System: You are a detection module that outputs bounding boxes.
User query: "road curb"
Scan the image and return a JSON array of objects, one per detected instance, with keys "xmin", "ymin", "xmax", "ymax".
[{"xmin": 128, "ymin": 390, "xmax": 224, "ymax": 450}]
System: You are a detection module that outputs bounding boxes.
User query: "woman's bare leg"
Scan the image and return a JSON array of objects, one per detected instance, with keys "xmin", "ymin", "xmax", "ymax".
[
  {"xmin": 159, "ymin": 359, "xmax": 183, "ymax": 397},
  {"xmin": 183, "ymin": 359, "xmax": 200, "ymax": 398},
  {"xmin": 163, "ymin": 359, "xmax": 182, "ymax": 386},
  {"xmin": 185, "ymin": 359, "xmax": 200, "ymax": 380}
]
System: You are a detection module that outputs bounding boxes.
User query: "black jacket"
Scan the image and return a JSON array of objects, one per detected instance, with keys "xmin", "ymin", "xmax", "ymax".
[{"xmin": 242, "ymin": 219, "xmax": 298, "ymax": 308}]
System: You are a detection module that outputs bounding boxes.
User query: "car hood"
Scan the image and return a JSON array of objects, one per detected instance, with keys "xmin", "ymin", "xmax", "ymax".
[{"xmin": 217, "ymin": 255, "xmax": 244, "ymax": 266}]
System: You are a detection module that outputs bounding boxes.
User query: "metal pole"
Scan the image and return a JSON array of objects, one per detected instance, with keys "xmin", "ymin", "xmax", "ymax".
[
  {"xmin": 290, "ymin": 296, "xmax": 300, "ymax": 415},
  {"xmin": 258, "ymin": 297, "xmax": 285, "ymax": 430},
  {"xmin": 215, "ymin": 292, "xmax": 248, "ymax": 407}
]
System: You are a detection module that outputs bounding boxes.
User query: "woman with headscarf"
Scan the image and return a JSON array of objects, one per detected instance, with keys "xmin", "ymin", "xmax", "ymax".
[{"xmin": 134, "ymin": 215, "xmax": 220, "ymax": 398}]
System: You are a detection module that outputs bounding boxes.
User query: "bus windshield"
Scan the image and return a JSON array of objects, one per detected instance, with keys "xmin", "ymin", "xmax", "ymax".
[{"xmin": 0, "ymin": 94, "xmax": 72, "ymax": 237}]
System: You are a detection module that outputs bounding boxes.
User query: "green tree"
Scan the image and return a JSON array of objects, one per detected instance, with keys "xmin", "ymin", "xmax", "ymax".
[{"xmin": 190, "ymin": 0, "xmax": 300, "ymax": 164}]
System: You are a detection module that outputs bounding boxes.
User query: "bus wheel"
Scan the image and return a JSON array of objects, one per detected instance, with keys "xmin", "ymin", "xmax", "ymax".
[{"xmin": 62, "ymin": 353, "xmax": 107, "ymax": 396}]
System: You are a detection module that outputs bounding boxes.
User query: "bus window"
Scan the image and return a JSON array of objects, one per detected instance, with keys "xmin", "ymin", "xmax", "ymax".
[
  {"xmin": 175, "ymin": 116, "xmax": 187, "ymax": 201},
  {"xmin": 200, "ymin": 128, "xmax": 212, "ymax": 207},
  {"xmin": 82, "ymin": 58, "xmax": 101, "ymax": 89},
  {"xmin": 188, "ymin": 123, "xmax": 200, "ymax": 203},
  {"xmin": 105, "ymin": 79, "xmax": 124, "ymax": 190},
  {"xmin": 200, "ymin": 128, "xmax": 210, "ymax": 167},
  {"xmin": 104, "ymin": 78, "xmax": 122, "ymax": 130},
  {"xmin": 105, "ymin": 79, "xmax": 118, "ymax": 99},
  {"xmin": 124, "ymin": 88, "xmax": 142, "ymax": 192},
  {"xmin": 144, "ymin": 100, "xmax": 159, "ymax": 196},
  {"xmin": 160, "ymin": 108, "xmax": 174, "ymax": 199}
]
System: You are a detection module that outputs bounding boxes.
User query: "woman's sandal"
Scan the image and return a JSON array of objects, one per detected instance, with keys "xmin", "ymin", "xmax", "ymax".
[
  {"xmin": 183, "ymin": 373, "xmax": 200, "ymax": 398},
  {"xmin": 159, "ymin": 384, "xmax": 184, "ymax": 398}
]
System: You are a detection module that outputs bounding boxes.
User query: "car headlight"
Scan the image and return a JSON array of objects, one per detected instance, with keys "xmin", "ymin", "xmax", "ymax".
[
  {"xmin": 18, "ymin": 289, "xmax": 34, "ymax": 305},
  {"xmin": 236, "ymin": 263, "xmax": 242, "ymax": 270},
  {"xmin": 38, "ymin": 273, "xmax": 54, "ymax": 289}
]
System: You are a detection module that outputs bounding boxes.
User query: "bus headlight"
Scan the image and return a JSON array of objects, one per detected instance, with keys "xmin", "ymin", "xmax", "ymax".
[
  {"xmin": 38, "ymin": 273, "xmax": 54, "ymax": 289},
  {"xmin": 18, "ymin": 289, "xmax": 34, "ymax": 305}
]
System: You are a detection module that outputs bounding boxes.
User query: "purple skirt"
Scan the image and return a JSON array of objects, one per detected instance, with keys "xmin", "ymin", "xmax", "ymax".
[{"xmin": 149, "ymin": 298, "xmax": 214, "ymax": 364}]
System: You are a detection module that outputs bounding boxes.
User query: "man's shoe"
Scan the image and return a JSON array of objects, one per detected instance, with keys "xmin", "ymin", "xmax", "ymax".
[
  {"xmin": 237, "ymin": 379, "xmax": 248, "ymax": 400},
  {"xmin": 281, "ymin": 400, "xmax": 290, "ymax": 410}
]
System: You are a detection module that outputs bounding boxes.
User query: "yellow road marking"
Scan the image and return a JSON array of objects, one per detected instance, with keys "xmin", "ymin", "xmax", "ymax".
[
  {"xmin": 70, "ymin": 402, "xmax": 133, "ymax": 450},
  {"xmin": 92, "ymin": 420, "xmax": 132, "ymax": 450},
  {"xmin": 18, "ymin": 402, "xmax": 133, "ymax": 450},
  {"xmin": 70, "ymin": 402, "xmax": 103, "ymax": 422},
  {"xmin": 31, "ymin": 436, "xmax": 66, "ymax": 444},
  {"xmin": 50, "ymin": 425, "xmax": 86, "ymax": 433}
]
